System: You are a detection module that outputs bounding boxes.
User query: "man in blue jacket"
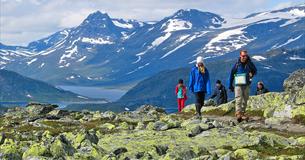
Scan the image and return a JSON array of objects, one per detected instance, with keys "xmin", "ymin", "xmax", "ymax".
[
  {"xmin": 229, "ymin": 50, "xmax": 257, "ymax": 122},
  {"xmin": 189, "ymin": 56, "xmax": 211, "ymax": 118}
]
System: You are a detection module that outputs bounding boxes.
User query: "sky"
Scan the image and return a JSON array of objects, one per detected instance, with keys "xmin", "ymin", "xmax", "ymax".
[{"xmin": 0, "ymin": 0, "xmax": 304, "ymax": 46}]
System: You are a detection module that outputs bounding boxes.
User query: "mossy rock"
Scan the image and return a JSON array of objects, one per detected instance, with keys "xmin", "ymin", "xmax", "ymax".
[
  {"xmin": 233, "ymin": 148, "xmax": 259, "ymax": 160},
  {"xmin": 292, "ymin": 105, "xmax": 305, "ymax": 124},
  {"xmin": 296, "ymin": 137, "xmax": 305, "ymax": 146},
  {"xmin": 202, "ymin": 101, "xmax": 235, "ymax": 116},
  {"xmin": 295, "ymin": 85, "xmax": 305, "ymax": 105},
  {"xmin": 22, "ymin": 143, "xmax": 51, "ymax": 159},
  {"xmin": 100, "ymin": 123, "xmax": 116, "ymax": 131},
  {"xmin": 118, "ymin": 122, "xmax": 130, "ymax": 130},
  {"xmin": 0, "ymin": 139, "xmax": 22, "ymax": 160},
  {"xmin": 50, "ymin": 136, "xmax": 75, "ymax": 158}
]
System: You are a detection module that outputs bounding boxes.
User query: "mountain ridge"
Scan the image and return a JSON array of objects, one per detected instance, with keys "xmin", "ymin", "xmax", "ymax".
[{"xmin": 0, "ymin": 4, "xmax": 304, "ymax": 86}]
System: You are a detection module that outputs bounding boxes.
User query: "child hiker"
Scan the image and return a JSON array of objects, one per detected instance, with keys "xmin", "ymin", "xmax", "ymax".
[{"xmin": 175, "ymin": 79, "xmax": 187, "ymax": 112}]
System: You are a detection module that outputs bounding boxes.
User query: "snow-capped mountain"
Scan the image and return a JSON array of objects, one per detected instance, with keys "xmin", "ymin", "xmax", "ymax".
[{"xmin": 0, "ymin": 5, "xmax": 304, "ymax": 86}]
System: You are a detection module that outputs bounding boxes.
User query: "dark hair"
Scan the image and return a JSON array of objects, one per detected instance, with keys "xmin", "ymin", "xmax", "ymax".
[
  {"xmin": 178, "ymin": 79, "xmax": 183, "ymax": 84},
  {"xmin": 257, "ymin": 81, "xmax": 265, "ymax": 89},
  {"xmin": 216, "ymin": 80, "xmax": 221, "ymax": 84},
  {"xmin": 240, "ymin": 50, "xmax": 248, "ymax": 55}
]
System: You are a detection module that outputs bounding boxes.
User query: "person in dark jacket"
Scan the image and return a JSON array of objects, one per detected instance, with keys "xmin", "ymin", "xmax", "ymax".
[
  {"xmin": 256, "ymin": 81, "xmax": 269, "ymax": 95},
  {"xmin": 210, "ymin": 80, "xmax": 228, "ymax": 106},
  {"xmin": 189, "ymin": 56, "xmax": 211, "ymax": 118},
  {"xmin": 229, "ymin": 50, "xmax": 257, "ymax": 122}
]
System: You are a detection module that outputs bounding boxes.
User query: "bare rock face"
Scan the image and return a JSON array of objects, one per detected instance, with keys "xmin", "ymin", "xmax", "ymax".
[{"xmin": 283, "ymin": 69, "xmax": 305, "ymax": 93}]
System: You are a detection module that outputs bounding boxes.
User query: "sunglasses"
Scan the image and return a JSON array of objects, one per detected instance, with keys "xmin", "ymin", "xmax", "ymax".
[{"xmin": 240, "ymin": 55, "xmax": 248, "ymax": 58}]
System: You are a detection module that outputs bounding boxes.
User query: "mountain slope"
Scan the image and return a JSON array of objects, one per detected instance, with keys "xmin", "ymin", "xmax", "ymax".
[
  {"xmin": 0, "ymin": 5, "xmax": 304, "ymax": 86},
  {"xmin": 0, "ymin": 69, "xmax": 91, "ymax": 102}
]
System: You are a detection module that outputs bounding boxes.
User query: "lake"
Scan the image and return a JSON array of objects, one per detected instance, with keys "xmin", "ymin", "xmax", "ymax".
[{"xmin": 57, "ymin": 85, "xmax": 127, "ymax": 102}]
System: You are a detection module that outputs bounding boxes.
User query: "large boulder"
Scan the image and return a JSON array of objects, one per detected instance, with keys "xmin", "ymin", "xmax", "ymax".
[
  {"xmin": 26, "ymin": 103, "xmax": 58, "ymax": 116},
  {"xmin": 283, "ymin": 69, "xmax": 305, "ymax": 93}
]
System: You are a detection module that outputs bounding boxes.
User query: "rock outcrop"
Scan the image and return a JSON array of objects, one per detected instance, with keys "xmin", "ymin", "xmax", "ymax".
[{"xmin": 0, "ymin": 70, "xmax": 305, "ymax": 159}]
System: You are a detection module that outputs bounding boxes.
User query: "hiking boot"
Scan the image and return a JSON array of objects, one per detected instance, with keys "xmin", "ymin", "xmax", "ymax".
[
  {"xmin": 235, "ymin": 111, "xmax": 242, "ymax": 123},
  {"xmin": 241, "ymin": 112, "xmax": 249, "ymax": 122},
  {"xmin": 195, "ymin": 113, "xmax": 202, "ymax": 120}
]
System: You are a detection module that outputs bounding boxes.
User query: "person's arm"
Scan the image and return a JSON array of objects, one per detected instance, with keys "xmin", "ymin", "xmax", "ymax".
[
  {"xmin": 223, "ymin": 87, "xmax": 228, "ymax": 103},
  {"xmin": 205, "ymin": 68, "xmax": 211, "ymax": 95},
  {"xmin": 210, "ymin": 88, "xmax": 217, "ymax": 99},
  {"xmin": 183, "ymin": 86, "xmax": 187, "ymax": 100},
  {"xmin": 229, "ymin": 64, "xmax": 237, "ymax": 91},
  {"xmin": 249, "ymin": 61, "xmax": 257, "ymax": 77},
  {"xmin": 188, "ymin": 70, "xmax": 194, "ymax": 93},
  {"xmin": 175, "ymin": 85, "xmax": 178, "ymax": 95}
]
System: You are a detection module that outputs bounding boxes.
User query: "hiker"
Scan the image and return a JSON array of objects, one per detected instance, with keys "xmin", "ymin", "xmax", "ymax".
[
  {"xmin": 175, "ymin": 79, "xmax": 187, "ymax": 112},
  {"xmin": 229, "ymin": 50, "xmax": 257, "ymax": 122},
  {"xmin": 209, "ymin": 80, "xmax": 228, "ymax": 106},
  {"xmin": 256, "ymin": 81, "xmax": 269, "ymax": 95},
  {"xmin": 189, "ymin": 56, "xmax": 211, "ymax": 118}
]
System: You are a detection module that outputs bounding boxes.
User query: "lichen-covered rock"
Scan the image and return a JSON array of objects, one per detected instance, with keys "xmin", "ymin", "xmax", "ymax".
[
  {"xmin": 283, "ymin": 69, "xmax": 305, "ymax": 93},
  {"xmin": 203, "ymin": 101, "xmax": 235, "ymax": 116},
  {"xmin": 296, "ymin": 137, "xmax": 305, "ymax": 145},
  {"xmin": 47, "ymin": 109, "xmax": 70, "ymax": 117},
  {"xmin": 118, "ymin": 122, "xmax": 130, "ymax": 130},
  {"xmin": 26, "ymin": 103, "xmax": 58, "ymax": 116},
  {"xmin": 101, "ymin": 111, "xmax": 116, "ymax": 121},
  {"xmin": 135, "ymin": 122, "xmax": 145, "ymax": 130},
  {"xmin": 295, "ymin": 85, "xmax": 305, "ymax": 105},
  {"xmin": 50, "ymin": 135, "xmax": 75, "ymax": 158},
  {"xmin": 100, "ymin": 123, "xmax": 116, "ymax": 131},
  {"xmin": 22, "ymin": 143, "xmax": 50, "ymax": 159},
  {"xmin": 233, "ymin": 148, "xmax": 259, "ymax": 160},
  {"xmin": 0, "ymin": 139, "xmax": 22, "ymax": 160},
  {"xmin": 292, "ymin": 105, "xmax": 305, "ymax": 124}
]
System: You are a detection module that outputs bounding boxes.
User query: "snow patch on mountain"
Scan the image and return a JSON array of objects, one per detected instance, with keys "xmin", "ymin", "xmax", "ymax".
[
  {"xmin": 201, "ymin": 27, "xmax": 255, "ymax": 55},
  {"xmin": 27, "ymin": 58, "xmax": 37, "ymax": 65},
  {"xmin": 271, "ymin": 34, "xmax": 303, "ymax": 49},
  {"xmin": 82, "ymin": 37, "xmax": 114, "ymax": 45},
  {"xmin": 152, "ymin": 33, "xmax": 172, "ymax": 47},
  {"xmin": 112, "ymin": 20, "xmax": 134, "ymax": 29},
  {"xmin": 162, "ymin": 19, "xmax": 192, "ymax": 32},
  {"xmin": 289, "ymin": 55, "xmax": 305, "ymax": 60},
  {"xmin": 127, "ymin": 63, "xmax": 150, "ymax": 75},
  {"xmin": 161, "ymin": 31, "xmax": 209, "ymax": 59},
  {"xmin": 77, "ymin": 56, "xmax": 87, "ymax": 62},
  {"xmin": 59, "ymin": 46, "xmax": 78, "ymax": 64},
  {"xmin": 39, "ymin": 63, "xmax": 45, "ymax": 68},
  {"xmin": 252, "ymin": 55, "xmax": 266, "ymax": 61},
  {"xmin": 289, "ymin": 9, "xmax": 305, "ymax": 16},
  {"xmin": 222, "ymin": 7, "xmax": 305, "ymax": 28}
]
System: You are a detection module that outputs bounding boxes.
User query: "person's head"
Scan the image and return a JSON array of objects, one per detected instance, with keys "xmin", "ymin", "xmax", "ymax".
[
  {"xmin": 240, "ymin": 50, "xmax": 248, "ymax": 63},
  {"xmin": 257, "ymin": 81, "xmax": 264, "ymax": 89},
  {"xmin": 216, "ymin": 80, "xmax": 222, "ymax": 87},
  {"xmin": 178, "ymin": 79, "xmax": 184, "ymax": 85},
  {"xmin": 196, "ymin": 56, "xmax": 204, "ymax": 67}
]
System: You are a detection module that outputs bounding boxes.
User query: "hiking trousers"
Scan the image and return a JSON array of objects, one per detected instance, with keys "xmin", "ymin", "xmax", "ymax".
[
  {"xmin": 177, "ymin": 98, "xmax": 185, "ymax": 112},
  {"xmin": 194, "ymin": 91, "xmax": 205, "ymax": 116},
  {"xmin": 235, "ymin": 85, "xmax": 250, "ymax": 113}
]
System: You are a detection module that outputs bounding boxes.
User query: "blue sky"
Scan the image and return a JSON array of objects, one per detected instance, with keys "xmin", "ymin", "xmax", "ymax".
[{"xmin": 0, "ymin": 0, "xmax": 304, "ymax": 46}]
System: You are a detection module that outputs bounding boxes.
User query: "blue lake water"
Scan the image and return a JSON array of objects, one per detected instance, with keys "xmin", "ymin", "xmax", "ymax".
[
  {"xmin": 0, "ymin": 86, "xmax": 127, "ymax": 108},
  {"xmin": 57, "ymin": 85, "xmax": 127, "ymax": 102}
]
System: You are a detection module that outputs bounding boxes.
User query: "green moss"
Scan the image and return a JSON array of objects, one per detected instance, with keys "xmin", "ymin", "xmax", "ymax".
[
  {"xmin": 233, "ymin": 149, "xmax": 259, "ymax": 160},
  {"xmin": 22, "ymin": 143, "xmax": 51, "ymax": 158},
  {"xmin": 292, "ymin": 105, "xmax": 305, "ymax": 124}
]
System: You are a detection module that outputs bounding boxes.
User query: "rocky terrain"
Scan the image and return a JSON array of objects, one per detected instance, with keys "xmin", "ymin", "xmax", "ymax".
[{"xmin": 0, "ymin": 69, "xmax": 304, "ymax": 159}]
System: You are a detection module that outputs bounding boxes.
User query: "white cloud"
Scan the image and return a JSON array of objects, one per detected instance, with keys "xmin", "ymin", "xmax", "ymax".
[{"xmin": 0, "ymin": 0, "xmax": 304, "ymax": 45}]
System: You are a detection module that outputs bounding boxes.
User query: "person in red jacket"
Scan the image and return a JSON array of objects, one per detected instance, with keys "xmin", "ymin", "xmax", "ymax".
[{"xmin": 176, "ymin": 79, "xmax": 187, "ymax": 112}]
